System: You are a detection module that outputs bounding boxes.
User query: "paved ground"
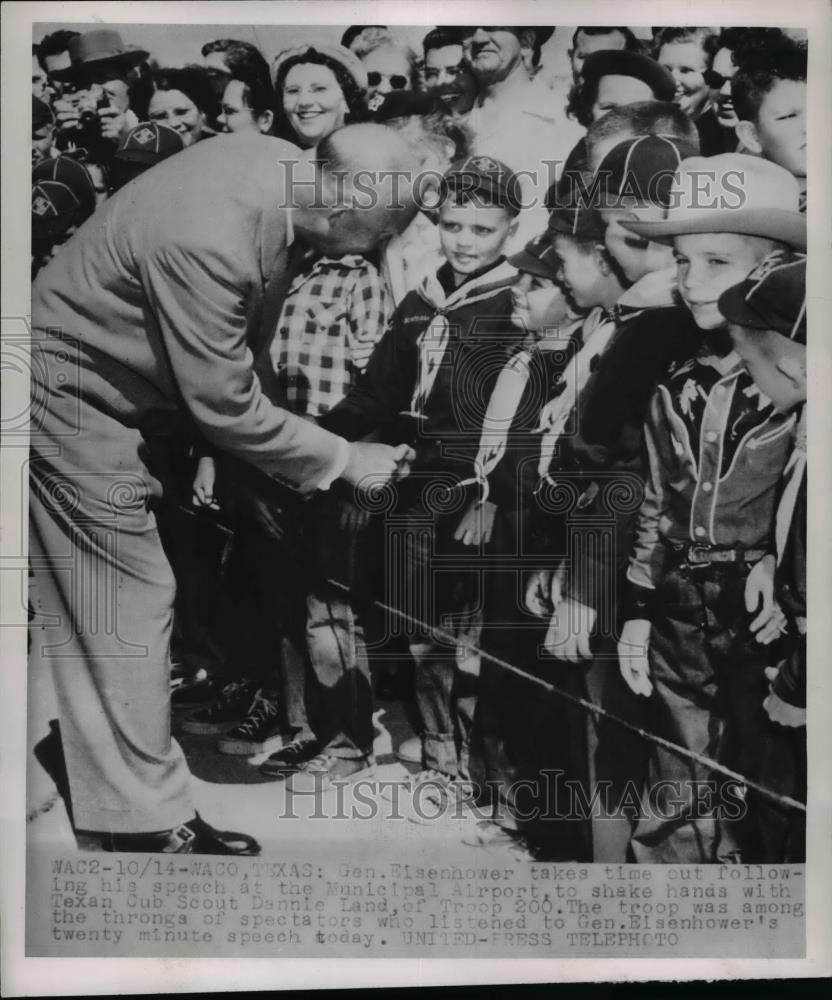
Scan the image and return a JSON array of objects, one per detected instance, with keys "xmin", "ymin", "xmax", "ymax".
[{"xmin": 26, "ymin": 653, "xmax": 524, "ymax": 863}]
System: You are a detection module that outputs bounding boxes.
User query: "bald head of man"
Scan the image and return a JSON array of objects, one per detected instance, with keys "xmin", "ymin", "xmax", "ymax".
[{"xmin": 292, "ymin": 123, "xmax": 422, "ymax": 255}]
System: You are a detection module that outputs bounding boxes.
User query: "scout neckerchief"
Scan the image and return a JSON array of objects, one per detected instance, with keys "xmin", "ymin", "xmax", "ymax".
[
  {"xmin": 534, "ymin": 306, "xmax": 618, "ymax": 486},
  {"xmin": 406, "ymin": 259, "xmax": 518, "ymax": 417},
  {"xmin": 461, "ymin": 319, "xmax": 584, "ymax": 504}
]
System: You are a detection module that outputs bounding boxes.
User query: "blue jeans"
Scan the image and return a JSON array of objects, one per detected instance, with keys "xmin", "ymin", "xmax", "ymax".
[{"xmin": 631, "ymin": 558, "xmax": 803, "ymax": 863}]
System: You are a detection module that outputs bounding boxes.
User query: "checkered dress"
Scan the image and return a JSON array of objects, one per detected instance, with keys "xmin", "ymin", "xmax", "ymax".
[{"xmin": 270, "ymin": 254, "xmax": 391, "ymax": 418}]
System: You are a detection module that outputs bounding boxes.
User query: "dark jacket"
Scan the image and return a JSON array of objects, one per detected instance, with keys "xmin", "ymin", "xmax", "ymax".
[{"xmin": 319, "ymin": 259, "xmax": 524, "ymax": 489}]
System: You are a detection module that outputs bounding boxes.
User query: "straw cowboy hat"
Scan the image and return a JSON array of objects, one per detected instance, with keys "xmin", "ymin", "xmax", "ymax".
[
  {"xmin": 52, "ymin": 29, "xmax": 149, "ymax": 81},
  {"xmin": 620, "ymin": 154, "xmax": 806, "ymax": 250}
]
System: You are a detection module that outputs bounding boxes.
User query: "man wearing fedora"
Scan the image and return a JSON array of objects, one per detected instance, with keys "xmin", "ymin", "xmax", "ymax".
[
  {"xmin": 29, "ymin": 123, "xmax": 419, "ymax": 855},
  {"xmin": 50, "ymin": 28, "xmax": 148, "ymax": 154},
  {"xmin": 616, "ymin": 154, "xmax": 806, "ymax": 863}
]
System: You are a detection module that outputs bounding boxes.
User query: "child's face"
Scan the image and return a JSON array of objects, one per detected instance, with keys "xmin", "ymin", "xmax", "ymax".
[
  {"xmin": 755, "ymin": 78, "xmax": 807, "ymax": 179},
  {"xmin": 673, "ymin": 232, "xmax": 777, "ymax": 330},
  {"xmin": 600, "ymin": 205, "xmax": 673, "ymax": 283},
  {"xmin": 553, "ymin": 234, "xmax": 606, "ymax": 310},
  {"xmin": 729, "ymin": 325, "xmax": 806, "ymax": 412},
  {"xmin": 515, "ymin": 272, "xmax": 570, "ymax": 333},
  {"xmin": 438, "ymin": 200, "xmax": 517, "ymax": 279}
]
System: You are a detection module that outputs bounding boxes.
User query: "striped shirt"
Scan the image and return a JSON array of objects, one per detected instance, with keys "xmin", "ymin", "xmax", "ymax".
[{"xmin": 270, "ymin": 253, "xmax": 391, "ymax": 418}]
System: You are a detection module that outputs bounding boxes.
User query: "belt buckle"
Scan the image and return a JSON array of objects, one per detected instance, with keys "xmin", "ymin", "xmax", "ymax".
[{"xmin": 686, "ymin": 545, "xmax": 712, "ymax": 566}]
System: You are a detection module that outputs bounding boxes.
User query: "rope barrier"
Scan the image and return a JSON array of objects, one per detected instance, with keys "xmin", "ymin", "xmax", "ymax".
[
  {"xmin": 175, "ymin": 503, "xmax": 806, "ymax": 815},
  {"xmin": 325, "ymin": 578, "xmax": 807, "ymax": 816}
]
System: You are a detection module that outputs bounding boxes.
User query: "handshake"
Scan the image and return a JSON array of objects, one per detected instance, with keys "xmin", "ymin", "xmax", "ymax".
[{"xmin": 340, "ymin": 441, "xmax": 415, "ymax": 494}]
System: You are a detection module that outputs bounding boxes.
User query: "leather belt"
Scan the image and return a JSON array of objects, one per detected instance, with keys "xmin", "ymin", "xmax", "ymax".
[{"xmin": 668, "ymin": 541, "xmax": 767, "ymax": 568}]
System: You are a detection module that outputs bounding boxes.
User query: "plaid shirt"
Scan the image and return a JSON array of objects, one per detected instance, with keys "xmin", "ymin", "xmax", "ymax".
[{"xmin": 270, "ymin": 253, "xmax": 391, "ymax": 418}]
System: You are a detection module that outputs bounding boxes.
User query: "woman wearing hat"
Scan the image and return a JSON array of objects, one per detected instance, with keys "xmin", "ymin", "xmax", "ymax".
[
  {"xmin": 272, "ymin": 45, "xmax": 368, "ymax": 148},
  {"xmin": 567, "ymin": 49, "xmax": 677, "ymax": 128}
]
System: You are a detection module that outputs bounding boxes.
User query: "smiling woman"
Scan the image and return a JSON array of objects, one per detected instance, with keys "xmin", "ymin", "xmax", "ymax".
[{"xmin": 272, "ymin": 44, "xmax": 368, "ymax": 148}]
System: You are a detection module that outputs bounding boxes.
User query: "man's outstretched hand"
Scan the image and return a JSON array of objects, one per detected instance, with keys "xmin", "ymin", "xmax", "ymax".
[{"xmin": 340, "ymin": 441, "xmax": 415, "ymax": 493}]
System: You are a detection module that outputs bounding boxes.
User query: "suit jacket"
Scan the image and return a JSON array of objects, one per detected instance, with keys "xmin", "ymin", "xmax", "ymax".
[{"xmin": 31, "ymin": 133, "xmax": 341, "ymax": 494}]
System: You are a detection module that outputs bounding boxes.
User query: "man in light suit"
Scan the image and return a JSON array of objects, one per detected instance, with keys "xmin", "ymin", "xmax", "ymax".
[{"xmin": 29, "ymin": 124, "xmax": 418, "ymax": 854}]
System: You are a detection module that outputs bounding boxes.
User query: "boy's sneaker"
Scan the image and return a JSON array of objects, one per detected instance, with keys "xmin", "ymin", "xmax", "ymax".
[
  {"xmin": 180, "ymin": 679, "xmax": 259, "ymax": 735},
  {"xmin": 462, "ymin": 820, "xmax": 536, "ymax": 860},
  {"xmin": 285, "ymin": 753, "xmax": 376, "ymax": 794},
  {"xmin": 259, "ymin": 737, "xmax": 320, "ymax": 779},
  {"xmin": 216, "ymin": 692, "xmax": 283, "ymax": 755},
  {"xmin": 395, "ymin": 735, "xmax": 422, "ymax": 764},
  {"xmin": 406, "ymin": 768, "xmax": 476, "ymax": 825}
]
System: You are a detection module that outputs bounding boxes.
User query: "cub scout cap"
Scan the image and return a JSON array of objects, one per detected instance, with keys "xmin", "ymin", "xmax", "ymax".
[
  {"xmin": 718, "ymin": 252, "xmax": 807, "ymax": 344},
  {"xmin": 508, "ymin": 231, "xmax": 559, "ymax": 279},
  {"xmin": 547, "ymin": 203, "xmax": 607, "ymax": 241},
  {"xmin": 594, "ymin": 133, "xmax": 701, "ymax": 208},
  {"xmin": 116, "ymin": 121, "xmax": 185, "ymax": 164},
  {"xmin": 32, "ymin": 180, "xmax": 82, "ymax": 244},
  {"xmin": 32, "ymin": 154, "xmax": 97, "ymax": 219},
  {"xmin": 441, "ymin": 154, "xmax": 524, "ymax": 216}
]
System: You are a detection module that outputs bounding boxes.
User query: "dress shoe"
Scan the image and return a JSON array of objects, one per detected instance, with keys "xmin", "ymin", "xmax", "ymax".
[{"xmin": 102, "ymin": 814, "xmax": 261, "ymax": 855}]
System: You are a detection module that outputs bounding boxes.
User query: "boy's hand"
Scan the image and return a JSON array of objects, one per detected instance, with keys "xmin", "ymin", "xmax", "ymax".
[
  {"xmin": 544, "ymin": 597, "xmax": 596, "ymax": 662},
  {"xmin": 525, "ymin": 569, "xmax": 554, "ymax": 618},
  {"xmin": 454, "ymin": 499, "xmax": 497, "ymax": 546},
  {"xmin": 618, "ymin": 619, "xmax": 653, "ymax": 696},
  {"xmin": 745, "ymin": 554, "xmax": 786, "ymax": 643},
  {"xmin": 763, "ymin": 667, "xmax": 806, "ymax": 727},
  {"xmin": 192, "ymin": 456, "xmax": 220, "ymax": 510}
]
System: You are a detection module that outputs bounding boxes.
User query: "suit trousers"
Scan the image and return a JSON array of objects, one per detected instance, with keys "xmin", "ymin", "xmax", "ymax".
[{"xmin": 28, "ymin": 338, "xmax": 192, "ymax": 833}]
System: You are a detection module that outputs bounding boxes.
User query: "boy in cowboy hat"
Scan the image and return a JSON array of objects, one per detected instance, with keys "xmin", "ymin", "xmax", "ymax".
[
  {"xmin": 717, "ymin": 252, "xmax": 807, "ymax": 861},
  {"xmin": 319, "ymin": 155, "xmax": 526, "ymax": 814},
  {"xmin": 616, "ymin": 154, "xmax": 806, "ymax": 863}
]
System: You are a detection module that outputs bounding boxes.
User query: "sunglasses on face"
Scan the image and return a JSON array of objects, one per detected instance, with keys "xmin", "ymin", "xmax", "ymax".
[
  {"xmin": 366, "ymin": 71, "xmax": 408, "ymax": 90},
  {"xmin": 703, "ymin": 69, "xmax": 732, "ymax": 89}
]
